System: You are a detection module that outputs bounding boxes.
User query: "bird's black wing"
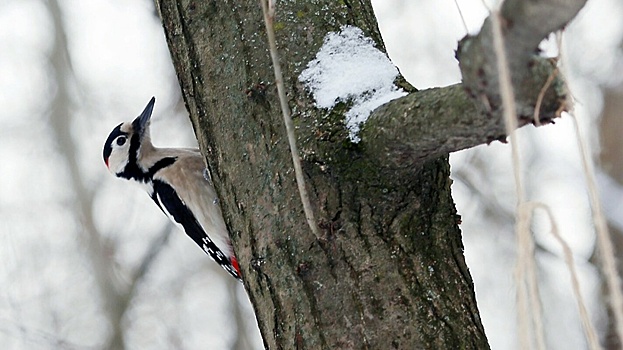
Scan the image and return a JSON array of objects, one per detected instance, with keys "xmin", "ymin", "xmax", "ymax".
[{"xmin": 151, "ymin": 179, "xmax": 241, "ymax": 280}]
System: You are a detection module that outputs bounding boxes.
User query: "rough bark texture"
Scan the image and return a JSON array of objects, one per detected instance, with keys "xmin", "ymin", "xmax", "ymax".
[{"xmin": 154, "ymin": 0, "xmax": 585, "ymax": 348}]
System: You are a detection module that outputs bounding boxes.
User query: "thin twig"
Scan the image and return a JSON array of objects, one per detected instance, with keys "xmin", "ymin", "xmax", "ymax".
[
  {"xmin": 259, "ymin": 0, "xmax": 322, "ymax": 240},
  {"xmin": 570, "ymin": 112, "xmax": 623, "ymax": 345},
  {"xmin": 557, "ymin": 33, "xmax": 623, "ymax": 343},
  {"xmin": 528, "ymin": 202, "xmax": 601, "ymax": 350},
  {"xmin": 533, "ymin": 65, "xmax": 559, "ymax": 126},
  {"xmin": 127, "ymin": 225, "xmax": 173, "ymax": 301},
  {"xmin": 531, "ymin": 30, "xmax": 600, "ymax": 349},
  {"xmin": 453, "ymin": 0, "xmax": 469, "ymax": 35},
  {"xmin": 490, "ymin": 10, "xmax": 546, "ymax": 350}
]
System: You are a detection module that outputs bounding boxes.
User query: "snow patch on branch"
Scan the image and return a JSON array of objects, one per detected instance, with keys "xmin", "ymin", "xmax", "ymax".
[{"xmin": 299, "ymin": 26, "xmax": 407, "ymax": 142}]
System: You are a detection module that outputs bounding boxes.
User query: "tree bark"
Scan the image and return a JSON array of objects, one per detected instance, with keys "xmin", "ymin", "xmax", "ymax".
[{"xmin": 155, "ymin": 0, "xmax": 584, "ymax": 348}]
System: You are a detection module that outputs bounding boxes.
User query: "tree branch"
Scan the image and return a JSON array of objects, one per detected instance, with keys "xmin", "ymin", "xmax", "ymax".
[
  {"xmin": 361, "ymin": 0, "xmax": 587, "ymax": 169},
  {"xmin": 458, "ymin": 0, "xmax": 586, "ymax": 120}
]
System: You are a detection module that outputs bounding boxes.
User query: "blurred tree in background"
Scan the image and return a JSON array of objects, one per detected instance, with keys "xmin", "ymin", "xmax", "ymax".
[{"xmin": 1, "ymin": 0, "xmax": 261, "ymax": 349}]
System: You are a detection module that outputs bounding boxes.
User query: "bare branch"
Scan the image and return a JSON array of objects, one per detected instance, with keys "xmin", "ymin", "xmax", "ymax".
[
  {"xmin": 458, "ymin": 0, "xmax": 586, "ymax": 122},
  {"xmin": 126, "ymin": 225, "xmax": 173, "ymax": 301},
  {"xmin": 361, "ymin": 0, "xmax": 586, "ymax": 169}
]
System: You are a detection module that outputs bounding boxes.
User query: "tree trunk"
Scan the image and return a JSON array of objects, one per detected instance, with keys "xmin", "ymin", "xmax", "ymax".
[{"xmin": 155, "ymin": 0, "xmax": 584, "ymax": 348}]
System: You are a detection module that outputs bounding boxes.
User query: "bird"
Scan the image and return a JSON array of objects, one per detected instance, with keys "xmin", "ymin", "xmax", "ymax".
[{"xmin": 102, "ymin": 97, "xmax": 241, "ymax": 281}]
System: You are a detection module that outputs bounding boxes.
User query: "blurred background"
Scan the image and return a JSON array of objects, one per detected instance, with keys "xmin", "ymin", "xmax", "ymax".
[{"xmin": 0, "ymin": 0, "xmax": 621, "ymax": 349}]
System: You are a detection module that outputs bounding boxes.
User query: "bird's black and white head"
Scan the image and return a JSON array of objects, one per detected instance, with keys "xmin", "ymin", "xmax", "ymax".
[{"xmin": 103, "ymin": 97, "xmax": 155, "ymax": 180}]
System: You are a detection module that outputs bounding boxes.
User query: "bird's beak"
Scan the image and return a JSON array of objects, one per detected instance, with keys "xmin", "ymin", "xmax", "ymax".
[{"xmin": 133, "ymin": 96, "xmax": 156, "ymax": 138}]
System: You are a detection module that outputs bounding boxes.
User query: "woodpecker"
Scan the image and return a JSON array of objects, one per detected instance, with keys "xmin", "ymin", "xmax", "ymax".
[{"xmin": 103, "ymin": 97, "xmax": 241, "ymax": 281}]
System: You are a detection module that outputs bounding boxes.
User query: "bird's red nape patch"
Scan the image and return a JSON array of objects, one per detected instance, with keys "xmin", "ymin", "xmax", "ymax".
[{"xmin": 231, "ymin": 257, "xmax": 241, "ymax": 276}]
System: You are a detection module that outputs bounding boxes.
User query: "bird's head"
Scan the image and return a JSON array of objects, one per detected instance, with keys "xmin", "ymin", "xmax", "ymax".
[{"xmin": 103, "ymin": 97, "xmax": 155, "ymax": 177}]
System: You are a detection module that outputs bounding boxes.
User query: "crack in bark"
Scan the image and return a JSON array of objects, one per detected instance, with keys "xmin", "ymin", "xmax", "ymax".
[
  {"xmin": 296, "ymin": 275, "xmax": 331, "ymax": 349},
  {"xmin": 337, "ymin": 241, "xmax": 374, "ymax": 350}
]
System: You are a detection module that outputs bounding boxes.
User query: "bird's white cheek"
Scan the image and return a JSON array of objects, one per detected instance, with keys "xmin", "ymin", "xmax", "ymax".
[
  {"xmin": 115, "ymin": 162, "xmax": 127, "ymax": 174},
  {"xmin": 108, "ymin": 153, "xmax": 129, "ymax": 175}
]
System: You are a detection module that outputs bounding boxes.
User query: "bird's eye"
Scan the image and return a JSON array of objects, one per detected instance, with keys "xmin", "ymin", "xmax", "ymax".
[{"xmin": 116, "ymin": 136, "xmax": 127, "ymax": 146}]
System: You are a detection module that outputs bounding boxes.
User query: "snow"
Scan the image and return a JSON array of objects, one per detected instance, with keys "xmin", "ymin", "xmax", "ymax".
[{"xmin": 299, "ymin": 25, "xmax": 407, "ymax": 142}]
